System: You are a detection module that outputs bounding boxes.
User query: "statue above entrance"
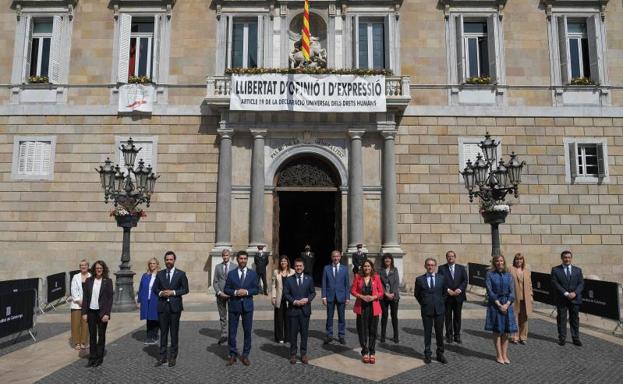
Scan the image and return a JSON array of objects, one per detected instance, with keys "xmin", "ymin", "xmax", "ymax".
[
  {"xmin": 289, "ymin": 11, "xmax": 327, "ymax": 69},
  {"xmin": 290, "ymin": 37, "xmax": 327, "ymax": 69}
]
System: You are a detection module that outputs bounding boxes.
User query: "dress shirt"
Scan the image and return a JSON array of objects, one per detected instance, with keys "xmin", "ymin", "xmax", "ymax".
[
  {"xmin": 234, "ymin": 267, "xmax": 248, "ymax": 296},
  {"xmin": 563, "ymin": 264, "xmax": 573, "ymax": 296},
  {"xmin": 427, "ymin": 273, "xmax": 435, "ymax": 289},
  {"xmin": 89, "ymin": 278, "xmax": 102, "ymax": 310},
  {"xmin": 160, "ymin": 267, "xmax": 177, "ymax": 298}
]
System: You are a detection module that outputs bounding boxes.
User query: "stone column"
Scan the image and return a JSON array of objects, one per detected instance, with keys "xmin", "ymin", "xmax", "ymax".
[
  {"xmin": 249, "ymin": 129, "xmax": 267, "ymax": 248},
  {"xmin": 348, "ymin": 130, "xmax": 365, "ymax": 252},
  {"xmin": 381, "ymin": 130, "xmax": 399, "ymax": 250},
  {"xmin": 214, "ymin": 128, "xmax": 233, "ymax": 249}
]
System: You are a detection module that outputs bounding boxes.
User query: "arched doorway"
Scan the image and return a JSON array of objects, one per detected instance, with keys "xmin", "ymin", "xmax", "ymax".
[{"xmin": 273, "ymin": 154, "xmax": 342, "ymax": 284}]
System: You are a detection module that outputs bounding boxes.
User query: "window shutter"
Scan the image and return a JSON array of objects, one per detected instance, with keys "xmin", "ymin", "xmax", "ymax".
[
  {"xmin": 455, "ymin": 14, "xmax": 465, "ymax": 84},
  {"xmin": 384, "ymin": 15, "xmax": 392, "ymax": 71},
  {"xmin": 18, "ymin": 142, "xmax": 27, "ymax": 173},
  {"xmin": 48, "ymin": 16, "xmax": 63, "ymax": 84},
  {"xmin": 22, "ymin": 16, "xmax": 33, "ymax": 81},
  {"xmin": 487, "ymin": 14, "xmax": 499, "ymax": 83},
  {"xmin": 586, "ymin": 15, "xmax": 603, "ymax": 85},
  {"xmin": 37, "ymin": 141, "xmax": 51, "ymax": 175},
  {"xmin": 568, "ymin": 142, "xmax": 577, "ymax": 178},
  {"xmin": 257, "ymin": 15, "xmax": 264, "ymax": 68},
  {"xmin": 557, "ymin": 15, "xmax": 570, "ymax": 84},
  {"xmin": 463, "ymin": 143, "xmax": 483, "ymax": 165},
  {"xmin": 596, "ymin": 142, "xmax": 605, "ymax": 178},
  {"xmin": 226, "ymin": 16, "xmax": 232, "ymax": 69},
  {"xmin": 353, "ymin": 15, "xmax": 360, "ymax": 68},
  {"xmin": 117, "ymin": 14, "xmax": 132, "ymax": 83},
  {"xmin": 152, "ymin": 15, "xmax": 161, "ymax": 83}
]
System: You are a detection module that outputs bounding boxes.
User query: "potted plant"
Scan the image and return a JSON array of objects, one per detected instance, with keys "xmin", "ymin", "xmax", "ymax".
[
  {"xmin": 28, "ymin": 75, "xmax": 50, "ymax": 84},
  {"xmin": 479, "ymin": 202, "xmax": 511, "ymax": 225},
  {"xmin": 128, "ymin": 76, "xmax": 152, "ymax": 85},
  {"xmin": 464, "ymin": 76, "xmax": 492, "ymax": 86},
  {"xmin": 569, "ymin": 77, "xmax": 595, "ymax": 86},
  {"xmin": 110, "ymin": 206, "xmax": 147, "ymax": 227}
]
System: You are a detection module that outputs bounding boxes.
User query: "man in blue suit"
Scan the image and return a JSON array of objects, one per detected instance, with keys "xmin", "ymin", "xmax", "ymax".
[
  {"xmin": 283, "ymin": 258, "xmax": 316, "ymax": 364},
  {"xmin": 551, "ymin": 250, "xmax": 584, "ymax": 346},
  {"xmin": 224, "ymin": 251, "xmax": 258, "ymax": 366},
  {"xmin": 414, "ymin": 257, "xmax": 448, "ymax": 364},
  {"xmin": 321, "ymin": 250, "xmax": 350, "ymax": 345}
]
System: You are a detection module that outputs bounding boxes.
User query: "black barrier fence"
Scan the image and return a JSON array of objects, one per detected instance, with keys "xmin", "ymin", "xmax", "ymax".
[
  {"xmin": 467, "ymin": 263, "xmax": 489, "ymax": 288},
  {"xmin": 531, "ymin": 272, "xmax": 556, "ymax": 306},
  {"xmin": 0, "ymin": 289, "xmax": 35, "ymax": 339},
  {"xmin": 46, "ymin": 272, "xmax": 66, "ymax": 304},
  {"xmin": 0, "ymin": 278, "xmax": 40, "ymax": 312}
]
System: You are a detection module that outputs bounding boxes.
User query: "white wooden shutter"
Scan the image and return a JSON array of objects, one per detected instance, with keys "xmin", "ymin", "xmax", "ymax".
[
  {"xmin": 487, "ymin": 14, "xmax": 499, "ymax": 82},
  {"xmin": 557, "ymin": 15, "xmax": 570, "ymax": 84},
  {"xmin": 353, "ymin": 15, "xmax": 360, "ymax": 68},
  {"xmin": 38, "ymin": 141, "xmax": 52, "ymax": 175},
  {"xmin": 455, "ymin": 14, "xmax": 465, "ymax": 83},
  {"xmin": 22, "ymin": 16, "xmax": 33, "ymax": 81},
  {"xmin": 586, "ymin": 15, "xmax": 603, "ymax": 85},
  {"xmin": 152, "ymin": 15, "xmax": 161, "ymax": 82},
  {"xmin": 49, "ymin": 16, "xmax": 63, "ymax": 84},
  {"xmin": 568, "ymin": 142, "xmax": 577, "ymax": 178},
  {"xmin": 257, "ymin": 15, "xmax": 264, "ymax": 68},
  {"xmin": 596, "ymin": 142, "xmax": 605, "ymax": 178},
  {"xmin": 384, "ymin": 15, "xmax": 393, "ymax": 71},
  {"xmin": 19, "ymin": 141, "xmax": 51, "ymax": 175},
  {"xmin": 117, "ymin": 14, "xmax": 132, "ymax": 83},
  {"xmin": 463, "ymin": 143, "xmax": 483, "ymax": 165},
  {"xmin": 17, "ymin": 142, "xmax": 28, "ymax": 173}
]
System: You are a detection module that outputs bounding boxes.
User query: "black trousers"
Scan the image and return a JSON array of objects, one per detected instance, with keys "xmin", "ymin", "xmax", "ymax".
[
  {"xmin": 356, "ymin": 307, "xmax": 378, "ymax": 355},
  {"xmin": 274, "ymin": 299, "xmax": 288, "ymax": 342},
  {"xmin": 380, "ymin": 299, "xmax": 399, "ymax": 340},
  {"xmin": 257, "ymin": 272, "xmax": 268, "ymax": 294},
  {"xmin": 556, "ymin": 301, "xmax": 580, "ymax": 341},
  {"xmin": 146, "ymin": 319, "xmax": 159, "ymax": 340},
  {"xmin": 422, "ymin": 313, "xmax": 444, "ymax": 357},
  {"xmin": 87, "ymin": 309, "xmax": 108, "ymax": 361},
  {"xmin": 159, "ymin": 303, "xmax": 181, "ymax": 359},
  {"xmin": 289, "ymin": 314, "xmax": 310, "ymax": 356},
  {"xmin": 444, "ymin": 297, "xmax": 463, "ymax": 338}
]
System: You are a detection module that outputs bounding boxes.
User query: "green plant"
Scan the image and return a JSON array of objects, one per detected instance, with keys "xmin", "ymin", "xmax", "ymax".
[
  {"xmin": 128, "ymin": 76, "xmax": 152, "ymax": 84},
  {"xmin": 28, "ymin": 76, "xmax": 49, "ymax": 84},
  {"xmin": 225, "ymin": 67, "xmax": 393, "ymax": 76},
  {"xmin": 569, "ymin": 77, "xmax": 595, "ymax": 86},
  {"xmin": 465, "ymin": 76, "xmax": 492, "ymax": 85}
]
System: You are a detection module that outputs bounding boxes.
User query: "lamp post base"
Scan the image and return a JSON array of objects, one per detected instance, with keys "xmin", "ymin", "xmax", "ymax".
[
  {"xmin": 481, "ymin": 210, "xmax": 508, "ymax": 258},
  {"xmin": 113, "ymin": 269, "xmax": 136, "ymax": 312}
]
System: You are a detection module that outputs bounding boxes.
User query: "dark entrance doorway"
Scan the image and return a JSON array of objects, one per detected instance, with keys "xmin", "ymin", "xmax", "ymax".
[{"xmin": 273, "ymin": 155, "xmax": 341, "ymax": 284}]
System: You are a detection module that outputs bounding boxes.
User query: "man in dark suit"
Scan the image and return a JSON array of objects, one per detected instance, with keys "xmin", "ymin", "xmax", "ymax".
[
  {"xmin": 321, "ymin": 250, "xmax": 350, "ymax": 345},
  {"xmin": 224, "ymin": 250, "xmax": 259, "ymax": 366},
  {"xmin": 153, "ymin": 250, "xmax": 189, "ymax": 367},
  {"xmin": 351, "ymin": 243, "xmax": 367, "ymax": 276},
  {"xmin": 551, "ymin": 250, "xmax": 584, "ymax": 346},
  {"xmin": 437, "ymin": 250, "xmax": 468, "ymax": 344},
  {"xmin": 300, "ymin": 244, "xmax": 315, "ymax": 277},
  {"xmin": 414, "ymin": 257, "xmax": 448, "ymax": 364},
  {"xmin": 283, "ymin": 258, "xmax": 316, "ymax": 364},
  {"xmin": 254, "ymin": 245, "xmax": 269, "ymax": 295}
]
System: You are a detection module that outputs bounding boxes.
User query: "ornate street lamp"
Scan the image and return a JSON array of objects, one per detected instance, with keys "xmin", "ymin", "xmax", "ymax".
[
  {"xmin": 96, "ymin": 138, "xmax": 159, "ymax": 311},
  {"xmin": 460, "ymin": 133, "xmax": 526, "ymax": 257}
]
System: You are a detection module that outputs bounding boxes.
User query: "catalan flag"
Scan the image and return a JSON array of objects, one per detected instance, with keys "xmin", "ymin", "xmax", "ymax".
[{"xmin": 301, "ymin": 0, "xmax": 311, "ymax": 61}]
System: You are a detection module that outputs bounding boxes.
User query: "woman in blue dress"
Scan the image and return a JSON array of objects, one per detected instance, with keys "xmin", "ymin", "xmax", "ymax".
[
  {"xmin": 485, "ymin": 254, "xmax": 518, "ymax": 364},
  {"xmin": 137, "ymin": 258, "xmax": 160, "ymax": 344}
]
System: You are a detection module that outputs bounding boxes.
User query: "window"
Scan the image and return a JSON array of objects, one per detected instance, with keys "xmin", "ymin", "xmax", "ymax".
[
  {"xmin": 358, "ymin": 20, "xmax": 385, "ymax": 70},
  {"xmin": 231, "ymin": 19, "xmax": 258, "ymax": 69},
  {"xmin": 556, "ymin": 15, "xmax": 604, "ymax": 85},
  {"xmin": 458, "ymin": 137, "xmax": 500, "ymax": 181},
  {"xmin": 11, "ymin": 136, "xmax": 56, "ymax": 180},
  {"xmin": 129, "ymin": 19, "xmax": 155, "ymax": 79},
  {"xmin": 29, "ymin": 19, "xmax": 53, "ymax": 78},
  {"xmin": 564, "ymin": 138, "xmax": 608, "ymax": 183},
  {"xmin": 463, "ymin": 21, "xmax": 489, "ymax": 78},
  {"xmin": 115, "ymin": 136, "xmax": 158, "ymax": 173}
]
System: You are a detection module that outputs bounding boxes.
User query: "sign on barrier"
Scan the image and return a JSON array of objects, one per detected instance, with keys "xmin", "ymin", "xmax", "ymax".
[
  {"xmin": 0, "ymin": 289, "xmax": 35, "ymax": 339},
  {"xmin": 467, "ymin": 263, "xmax": 489, "ymax": 288},
  {"xmin": 46, "ymin": 272, "xmax": 66, "ymax": 304},
  {"xmin": 0, "ymin": 278, "xmax": 39, "ymax": 296},
  {"xmin": 531, "ymin": 271, "xmax": 556, "ymax": 306}
]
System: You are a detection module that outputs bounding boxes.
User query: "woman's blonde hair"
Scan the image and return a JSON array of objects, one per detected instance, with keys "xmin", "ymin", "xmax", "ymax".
[
  {"xmin": 512, "ymin": 252, "xmax": 527, "ymax": 270},
  {"xmin": 146, "ymin": 257, "xmax": 160, "ymax": 273},
  {"xmin": 489, "ymin": 254, "xmax": 508, "ymax": 273}
]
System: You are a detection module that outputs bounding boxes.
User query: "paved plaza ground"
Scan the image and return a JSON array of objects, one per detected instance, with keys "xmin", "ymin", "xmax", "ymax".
[{"xmin": 1, "ymin": 293, "xmax": 622, "ymax": 384}]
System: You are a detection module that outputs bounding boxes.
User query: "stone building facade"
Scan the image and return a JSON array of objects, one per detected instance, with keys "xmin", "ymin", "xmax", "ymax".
[{"xmin": 1, "ymin": 0, "xmax": 622, "ymax": 291}]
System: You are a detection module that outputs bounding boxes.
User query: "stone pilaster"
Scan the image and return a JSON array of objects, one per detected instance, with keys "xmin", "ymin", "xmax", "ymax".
[
  {"xmin": 347, "ymin": 129, "xmax": 365, "ymax": 253},
  {"xmin": 248, "ymin": 129, "xmax": 267, "ymax": 249}
]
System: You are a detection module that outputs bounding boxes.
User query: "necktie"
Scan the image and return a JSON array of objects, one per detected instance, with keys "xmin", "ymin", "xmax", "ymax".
[
  {"xmin": 224, "ymin": 263, "xmax": 228, "ymax": 275},
  {"xmin": 333, "ymin": 265, "xmax": 337, "ymax": 278},
  {"xmin": 429, "ymin": 274, "xmax": 435, "ymax": 289},
  {"xmin": 565, "ymin": 266, "xmax": 570, "ymax": 279},
  {"xmin": 450, "ymin": 265, "xmax": 455, "ymax": 280},
  {"xmin": 166, "ymin": 270, "xmax": 171, "ymax": 284},
  {"xmin": 298, "ymin": 275, "xmax": 302, "ymax": 286},
  {"xmin": 240, "ymin": 269, "xmax": 245, "ymax": 285}
]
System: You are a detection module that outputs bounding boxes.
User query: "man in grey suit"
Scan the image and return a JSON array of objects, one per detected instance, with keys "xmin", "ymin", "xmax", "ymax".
[{"xmin": 213, "ymin": 249, "xmax": 237, "ymax": 345}]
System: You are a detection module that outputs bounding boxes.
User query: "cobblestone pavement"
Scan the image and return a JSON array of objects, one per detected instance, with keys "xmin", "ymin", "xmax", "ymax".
[
  {"xmin": 37, "ymin": 318, "xmax": 623, "ymax": 384},
  {"xmin": 0, "ymin": 322, "xmax": 68, "ymax": 358}
]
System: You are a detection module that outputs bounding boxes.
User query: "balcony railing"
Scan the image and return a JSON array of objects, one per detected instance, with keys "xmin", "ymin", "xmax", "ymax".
[{"xmin": 206, "ymin": 75, "xmax": 411, "ymax": 110}]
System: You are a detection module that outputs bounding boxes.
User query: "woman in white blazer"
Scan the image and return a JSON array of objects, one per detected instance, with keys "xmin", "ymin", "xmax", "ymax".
[{"xmin": 70, "ymin": 260, "xmax": 91, "ymax": 350}]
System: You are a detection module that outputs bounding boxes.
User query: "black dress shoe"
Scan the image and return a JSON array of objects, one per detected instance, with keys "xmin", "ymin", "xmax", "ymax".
[
  {"xmin": 380, "ymin": 337, "xmax": 386, "ymax": 343},
  {"xmin": 572, "ymin": 339, "xmax": 582, "ymax": 347},
  {"xmin": 393, "ymin": 337, "xmax": 399, "ymax": 344},
  {"xmin": 290, "ymin": 355, "xmax": 297, "ymax": 364},
  {"xmin": 454, "ymin": 336, "xmax": 462, "ymax": 344},
  {"xmin": 445, "ymin": 337, "xmax": 453, "ymax": 344},
  {"xmin": 86, "ymin": 360, "xmax": 96, "ymax": 368},
  {"xmin": 339, "ymin": 337, "xmax": 346, "ymax": 345},
  {"xmin": 168, "ymin": 358, "xmax": 176, "ymax": 367},
  {"xmin": 558, "ymin": 339, "xmax": 566, "ymax": 346},
  {"xmin": 323, "ymin": 336, "xmax": 333, "ymax": 344},
  {"xmin": 218, "ymin": 337, "xmax": 227, "ymax": 345},
  {"xmin": 437, "ymin": 354, "xmax": 448, "ymax": 364},
  {"xmin": 93, "ymin": 359, "xmax": 102, "ymax": 367},
  {"xmin": 155, "ymin": 358, "xmax": 167, "ymax": 367},
  {"xmin": 424, "ymin": 356, "xmax": 432, "ymax": 364}
]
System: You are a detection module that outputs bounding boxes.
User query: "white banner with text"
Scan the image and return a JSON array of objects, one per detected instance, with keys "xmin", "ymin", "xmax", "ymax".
[{"xmin": 230, "ymin": 74, "xmax": 386, "ymax": 112}]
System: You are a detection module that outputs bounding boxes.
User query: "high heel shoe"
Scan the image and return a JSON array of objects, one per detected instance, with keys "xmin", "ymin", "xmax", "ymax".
[
  {"xmin": 363, "ymin": 355, "xmax": 370, "ymax": 364},
  {"xmin": 369, "ymin": 355, "xmax": 376, "ymax": 364}
]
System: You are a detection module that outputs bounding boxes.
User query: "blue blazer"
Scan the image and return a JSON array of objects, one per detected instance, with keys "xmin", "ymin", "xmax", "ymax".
[
  {"xmin": 551, "ymin": 265, "xmax": 584, "ymax": 305},
  {"xmin": 224, "ymin": 268, "xmax": 259, "ymax": 313},
  {"xmin": 137, "ymin": 273, "xmax": 159, "ymax": 320},
  {"xmin": 283, "ymin": 274, "xmax": 316, "ymax": 317},
  {"xmin": 321, "ymin": 264, "xmax": 350, "ymax": 303}
]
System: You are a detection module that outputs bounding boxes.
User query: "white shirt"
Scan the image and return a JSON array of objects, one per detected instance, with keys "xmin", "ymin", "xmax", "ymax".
[
  {"xmin": 89, "ymin": 278, "xmax": 102, "ymax": 310},
  {"xmin": 563, "ymin": 264, "xmax": 573, "ymax": 296},
  {"xmin": 427, "ymin": 273, "xmax": 436, "ymax": 289},
  {"xmin": 70, "ymin": 272, "xmax": 91, "ymax": 310},
  {"xmin": 147, "ymin": 273, "xmax": 156, "ymax": 300},
  {"xmin": 161, "ymin": 268, "xmax": 177, "ymax": 299}
]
